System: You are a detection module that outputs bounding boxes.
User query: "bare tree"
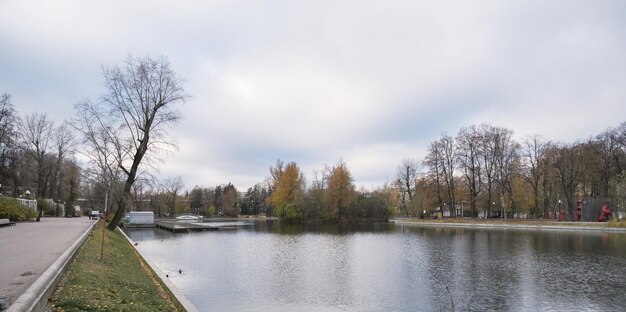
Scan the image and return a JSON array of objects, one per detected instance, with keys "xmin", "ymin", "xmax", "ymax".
[
  {"xmin": 51, "ymin": 124, "xmax": 76, "ymax": 215},
  {"xmin": 590, "ymin": 130, "xmax": 625, "ymax": 197},
  {"xmin": 615, "ymin": 121, "xmax": 626, "ymax": 149},
  {"xmin": 73, "ymin": 111, "xmax": 124, "ymax": 216},
  {"xmin": 492, "ymin": 127, "xmax": 520, "ymax": 218},
  {"xmin": 456, "ymin": 125, "xmax": 482, "ymax": 217},
  {"xmin": 18, "ymin": 113, "xmax": 54, "ymax": 219},
  {"xmin": 269, "ymin": 159, "xmax": 285, "ymax": 183},
  {"xmin": 163, "ymin": 176, "xmax": 184, "ymax": 217},
  {"xmin": 72, "ymin": 55, "xmax": 188, "ymax": 230},
  {"xmin": 553, "ymin": 143, "xmax": 585, "ymax": 220},
  {"xmin": 423, "ymin": 140, "xmax": 444, "ymax": 208},
  {"xmin": 0, "ymin": 94, "xmax": 16, "ymax": 147},
  {"xmin": 0, "ymin": 93, "xmax": 17, "ymax": 193},
  {"xmin": 440, "ymin": 134, "xmax": 457, "ymax": 212},
  {"xmin": 480, "ymin": 124, "xmax": 498, "ymax": 217},
  {"xmin": 521, "ymin": 135, "xmax": 549, "ymax": 217},
  {"xmin": 396, "ymin": 159, "xmax": 419, "ymax": 217}
]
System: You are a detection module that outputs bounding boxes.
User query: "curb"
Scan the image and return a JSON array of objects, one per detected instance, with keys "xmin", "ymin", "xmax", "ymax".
[
  {"xmin": 7, "ymin": 220, "xmax": 97, "ymax": 312},
  {"xmin": 118, "ymin": 227, "xmax": 199, "ymax": 312},
  {"xmin": 391, "ymin": 220, "xmax": 626, "ymax": 233}
]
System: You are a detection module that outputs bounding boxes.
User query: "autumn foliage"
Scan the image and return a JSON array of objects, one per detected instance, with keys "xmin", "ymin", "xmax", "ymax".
[
  {"xmin": 269, "ymin": 161, "xmax": 305, "ymax": 222},
  {"xmin": 325, "ymin": 160, "xmax": 356, "ymax": 221},
  {"xmin": 268, "ymin": 159, "xmax": 391, "ymax": 223}
]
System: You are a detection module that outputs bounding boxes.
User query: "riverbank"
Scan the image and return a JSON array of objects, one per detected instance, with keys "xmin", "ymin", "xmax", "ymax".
[
  {"xmin": 47, "ymin": 220, "xmax": 187, "ymax": 311},
  {"xmin": 390, "ymin": 218, "xmax": 626, "ymax": 232}
]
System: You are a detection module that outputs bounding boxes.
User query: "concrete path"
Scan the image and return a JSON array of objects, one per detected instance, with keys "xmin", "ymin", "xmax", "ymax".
[
  {"xmin": 391, "ymin": 219, "xmax": 626, "ymax": 232},
  {"xmin": 0, "ymin": 217, "xmax": 95, "ymax": 311}
]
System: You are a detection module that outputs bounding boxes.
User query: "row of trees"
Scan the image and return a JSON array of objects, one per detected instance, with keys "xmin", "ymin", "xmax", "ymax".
[
  {"xmin": 397, "ymin": 123, "xmax": 626, "ymax": 220},
  {"xmin": 0, "ymin": 56, "xmax": 189, "ymax": 230},
  {"xmin": 80, "ymin": 175, "xmax": 246, "ymax": 219},
  {"xmin": 267, "ymin": 160, "xmax": 392, "ymax": 223},
  {"xmin": 0, "ymin": 93, "xmax": 80, "ymax": 217},
  {"xmin": 8, "ymin": 54, "xmax": 624, "ymax": 226}
]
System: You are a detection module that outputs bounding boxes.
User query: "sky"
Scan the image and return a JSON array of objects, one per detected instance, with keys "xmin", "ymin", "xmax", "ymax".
[{"xmin": 1, "ymin": 0, "xmax": 626, "ymax": 191}]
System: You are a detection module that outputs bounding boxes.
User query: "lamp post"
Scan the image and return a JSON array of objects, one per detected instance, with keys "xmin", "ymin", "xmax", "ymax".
[
  {"xmin": 26, "ymin": 190, "xmax": 41, "ymax": 222},
  {"xmin": 558, "ymin": 199, "xmax": 562, "ymax": 221}
]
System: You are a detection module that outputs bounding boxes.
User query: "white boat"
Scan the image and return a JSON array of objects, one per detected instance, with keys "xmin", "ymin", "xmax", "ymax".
[{"xmin": 176, "ymin": 215, "xmax": 201, "ymax": 221}]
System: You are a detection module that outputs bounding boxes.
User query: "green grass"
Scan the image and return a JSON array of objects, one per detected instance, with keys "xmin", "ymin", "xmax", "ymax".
[{"xmin": 48, "ymin": 220, "xmax": 186, "ymax": 311}]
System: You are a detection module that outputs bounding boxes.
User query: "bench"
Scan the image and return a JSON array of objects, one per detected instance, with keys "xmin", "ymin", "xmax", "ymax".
[{"xmin": 0, "ymin": 219, "xmax": 16, "ymax": 227}]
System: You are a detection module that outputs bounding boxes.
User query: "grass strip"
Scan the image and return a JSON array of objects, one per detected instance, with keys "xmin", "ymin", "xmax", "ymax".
[{"xmin": 48, "ymin": 220, "xmax": 186, "ymax": 311}]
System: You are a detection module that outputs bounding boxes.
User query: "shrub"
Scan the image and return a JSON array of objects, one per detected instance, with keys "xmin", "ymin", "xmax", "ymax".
[
  {"xmin": 208, "ymin": 206, "xmax": 216, "ymax": 217},
  {"xmin": 38, "ymin": 199, "xmax": 55, "ymax": 216},
  {"xmin": 608, "ymin": 218, "xmax": 626, "ymax": 228},
  {"xmin": 275, "ymin": 203, "xmax": 301, "ymax": 222},
  {"xmin": 0, "ymin": 196, "xmax": 37, "ymax": 221}
]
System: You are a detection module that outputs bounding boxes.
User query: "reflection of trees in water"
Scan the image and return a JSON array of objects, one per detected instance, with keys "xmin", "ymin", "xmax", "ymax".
[{"xmin": 129, "ymin": 224, "xmax": 626, "ymax": 311}]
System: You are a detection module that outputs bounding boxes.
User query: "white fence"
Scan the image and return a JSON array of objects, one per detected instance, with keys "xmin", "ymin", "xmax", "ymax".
[{"xmin": 16, "ymin": 198, "xmax": 37, "ymax": 211}]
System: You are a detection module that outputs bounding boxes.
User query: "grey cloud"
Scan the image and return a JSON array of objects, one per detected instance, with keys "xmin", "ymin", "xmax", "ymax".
[{"xmin": 2, "ymin": 0, "xmax": 626, "ymax": 190}]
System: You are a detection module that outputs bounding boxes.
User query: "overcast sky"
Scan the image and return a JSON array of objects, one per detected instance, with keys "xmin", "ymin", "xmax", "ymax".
[{"xmin": 1, "ymin": 0, "xmax": 625, "ymax": 191}]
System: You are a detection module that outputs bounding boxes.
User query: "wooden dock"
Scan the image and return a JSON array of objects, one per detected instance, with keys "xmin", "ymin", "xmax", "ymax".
[
  {"xmin": 123, "ymin": 223, "xmax": 155, "ymax": 229},
  {"xmin": 154, "ymin": 220, "xmax": 219, "ymax": 233}
]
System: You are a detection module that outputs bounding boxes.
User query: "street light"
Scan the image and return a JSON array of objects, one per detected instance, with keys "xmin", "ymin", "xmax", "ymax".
[
  {"xmin": 558, "ymin": 199, "xmax": 562, "ymax": 221},
  {"xmin": 25, "ymin": 190, "xmax": 41, "ymax": 221}
]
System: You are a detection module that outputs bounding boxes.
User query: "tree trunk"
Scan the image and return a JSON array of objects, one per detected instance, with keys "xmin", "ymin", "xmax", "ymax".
[
  {"xmin": 107, "ymin": 143, "xmax": 147, "ymax": 230},
  {"xmin": 108, "ymin": 178, "xmax": 134, "ymax": 230}
]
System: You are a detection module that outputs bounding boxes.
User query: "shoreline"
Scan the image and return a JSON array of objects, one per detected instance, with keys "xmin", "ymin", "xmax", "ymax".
[
  {"xmin": 390, "ymin": 218, "xmax": 626, "ymax": 233},
  {"xmin": 118, "ymin": 227, "xmax": 199, "ymax": 312},
  {"xmin": 47, "ymin": 221, "xmax": 189, "ymax": 311}
]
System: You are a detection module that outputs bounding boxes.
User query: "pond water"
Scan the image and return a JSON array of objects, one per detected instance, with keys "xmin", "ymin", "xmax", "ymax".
[{"xmin": 127, "ymin": 221, "xmax": 626, "ymax": 312}]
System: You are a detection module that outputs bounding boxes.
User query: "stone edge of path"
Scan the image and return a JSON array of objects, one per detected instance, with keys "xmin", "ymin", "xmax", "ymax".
[
  {"xmin": 391, "ymin": 219, "xmax": 626, "ymax": 233},
  {"xmin": 6, "ymin": 220, "xmax": 97, "ymax": 312},
  {"xmin": 118, "ymin": 227, "xmax": 199, "ymax": 312}
]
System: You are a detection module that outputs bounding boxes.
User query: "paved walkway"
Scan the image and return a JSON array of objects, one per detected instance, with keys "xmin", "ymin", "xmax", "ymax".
[
  {"xmin": 0, "ymin": 217, "xmax": 95, "ymax": 310},
  {"xmin": 391, "ymin": 219, "xmax": 626, "ymax": 232}
]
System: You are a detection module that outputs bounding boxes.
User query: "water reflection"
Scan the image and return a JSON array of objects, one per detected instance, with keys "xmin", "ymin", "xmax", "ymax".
[{"xmin": 127, "ymin": 222, "xmax": 626, "ymax": 312}]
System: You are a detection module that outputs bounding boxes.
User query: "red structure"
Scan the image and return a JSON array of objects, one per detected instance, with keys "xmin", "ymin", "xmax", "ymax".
[
  {"xmin": 598, "ymin": 203, "xmax": 612, "ymax": 222},
  {"xmin": 576, "ymin": 197, "xmax": 582, "ymax": 221}
]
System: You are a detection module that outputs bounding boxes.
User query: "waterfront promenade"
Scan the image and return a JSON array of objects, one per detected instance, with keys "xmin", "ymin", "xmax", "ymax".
[
  {"xmin": 391, "ymin": 218, "xmax": 626, "ymax": 232},
  {"xmin": 0, "ymin": 217, "xmax": 95, "ymax": 311}
]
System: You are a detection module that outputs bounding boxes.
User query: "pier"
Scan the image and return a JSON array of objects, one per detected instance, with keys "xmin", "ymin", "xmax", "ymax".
[{"xmin": 154, "ymin": 220, "xmax": 219, "ymax": 233}]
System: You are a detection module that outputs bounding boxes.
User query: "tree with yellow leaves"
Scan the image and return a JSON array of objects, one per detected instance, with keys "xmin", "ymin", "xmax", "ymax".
[
  {"xmin": 325, "ymin": 160, "xmax": 356, "ymax": 221},
  {"xmin": 268, "ymin": 160, "xmax": 305, "ymax": 222}
]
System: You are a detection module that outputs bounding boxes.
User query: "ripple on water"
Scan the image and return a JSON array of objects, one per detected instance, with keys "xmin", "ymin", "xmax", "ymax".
[{"xmin": 128, "ymin": 224, "xmax": 626, "ymax": 312}]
